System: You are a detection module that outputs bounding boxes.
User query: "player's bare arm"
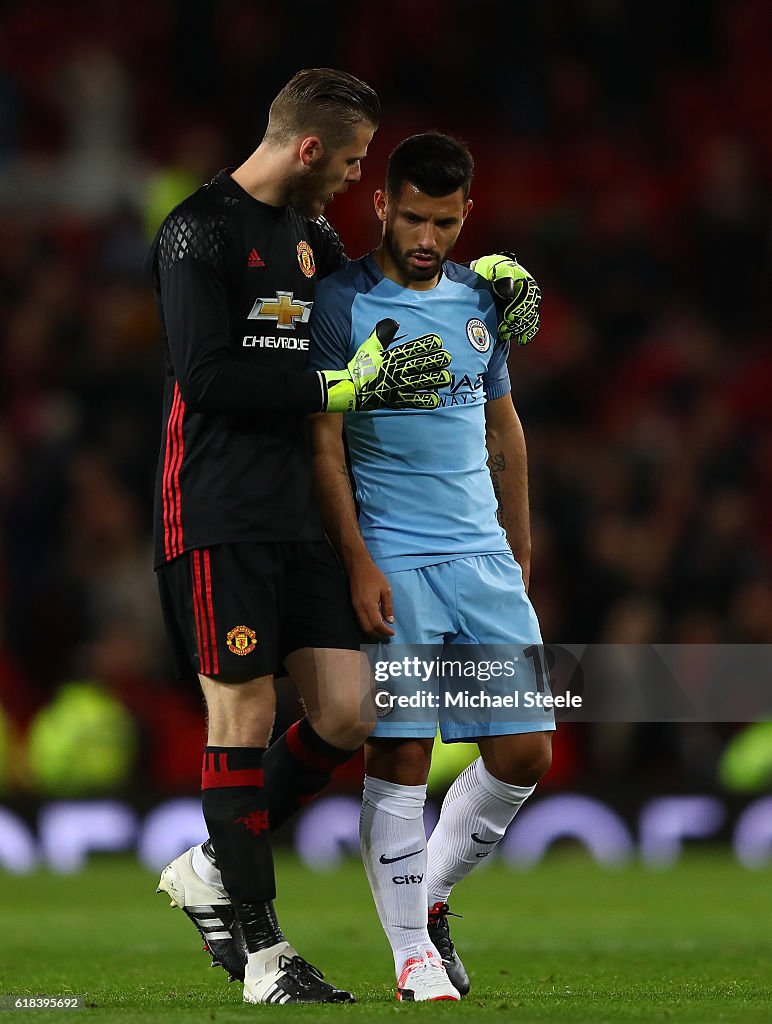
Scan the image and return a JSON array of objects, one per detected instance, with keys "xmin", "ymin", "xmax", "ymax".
[
  {"xmin": 484, "ymin": 395, "xmax": 532, "ymax": 590},
  {"xmin": 310, "ymin": 414, "xmax": 395, "ymax": 637}
]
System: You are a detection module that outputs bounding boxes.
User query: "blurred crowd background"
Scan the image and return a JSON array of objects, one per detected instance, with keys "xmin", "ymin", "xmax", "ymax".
[{"xmin": 0, "ymin": 0, "xmax": 770, "ymax": 803}]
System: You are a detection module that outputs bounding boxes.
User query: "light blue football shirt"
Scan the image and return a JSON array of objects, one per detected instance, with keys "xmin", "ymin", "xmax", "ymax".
[{"xmin": 309, "ymin": 254, "xmax": 512, "ymax": 573}]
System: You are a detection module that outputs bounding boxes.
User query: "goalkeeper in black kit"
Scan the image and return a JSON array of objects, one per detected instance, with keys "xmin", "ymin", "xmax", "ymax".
[
  {"xmin": 149, "ymin": 68, "xmax": 449, "ymax": 1006},
  {"xmin": 149, "ymin": 68, "xmax": 540, "ymax": 1005}
]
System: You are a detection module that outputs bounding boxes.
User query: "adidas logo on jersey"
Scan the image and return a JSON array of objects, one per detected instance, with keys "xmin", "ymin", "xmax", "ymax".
[{"xmin": 248, "ymin": 248, "xmax": 265, "ymax": 267}]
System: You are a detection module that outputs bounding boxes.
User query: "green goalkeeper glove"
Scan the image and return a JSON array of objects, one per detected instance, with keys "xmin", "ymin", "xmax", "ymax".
[
  {"xmin": 319, "ymin": 319, "xmax": 452, "ymax": 413},
  {"xmin": 471, "ymin": 252, "xmax": 541, "ymax": 346}
]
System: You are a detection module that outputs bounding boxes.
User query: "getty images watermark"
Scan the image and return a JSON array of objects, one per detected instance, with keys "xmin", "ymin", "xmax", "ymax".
[
  {"xmin": 359, "ymin": 644, "xmax": 772, "ymax": 724},
  {"xmin": 373, "ymin": 653, "xmax": 578, "ymax": 712}
]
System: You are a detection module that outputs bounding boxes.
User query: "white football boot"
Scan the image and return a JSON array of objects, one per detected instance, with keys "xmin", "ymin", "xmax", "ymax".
[
  {"xmin": 396, "ymin": 950, "xmax": 461, "ymax": 1002},
  {"xmin": 243, "ymin": 941, "xmax": 355, "ymax": 1004},
  {"xmin": 156, "ymin": 845, "xmax": 247, "ymax": 981}
]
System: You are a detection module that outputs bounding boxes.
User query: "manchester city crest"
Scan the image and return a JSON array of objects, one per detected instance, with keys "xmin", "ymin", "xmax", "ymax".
[{"xmin": 466, "ymin": 318, "xmax": 491, "ymax": 352}]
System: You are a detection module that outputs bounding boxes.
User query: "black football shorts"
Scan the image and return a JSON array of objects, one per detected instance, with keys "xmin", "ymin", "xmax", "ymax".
[{"xmin": 156, "ymin": 541, "xmax": 364, "ymax": 681}]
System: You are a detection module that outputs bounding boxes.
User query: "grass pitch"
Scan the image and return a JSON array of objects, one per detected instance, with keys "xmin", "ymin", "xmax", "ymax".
[{"xmin": 0, "ymin": 851, "xmax": 770, "ymax": 1022}]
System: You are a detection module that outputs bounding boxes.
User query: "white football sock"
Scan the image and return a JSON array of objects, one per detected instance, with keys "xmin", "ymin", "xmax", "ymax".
[
  {"xmin": 426, "ymin": 757, "xmax": 535, "ymax": 907},
  {"xmin": 191, "ymin": 842, "xmax": 224, "ymax": 890},
  {"xmin": 359, "ymin": 776, "xmax": 439, "ymax": 975}
]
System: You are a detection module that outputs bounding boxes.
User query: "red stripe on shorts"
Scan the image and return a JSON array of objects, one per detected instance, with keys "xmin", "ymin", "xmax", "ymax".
[
  {"xmin": 191, "ymin": 550, "xmax": 209, "ymax": 675},
  {"xmin": 202, "ymin": 549, "xmax": 219, "ymax": 675}
]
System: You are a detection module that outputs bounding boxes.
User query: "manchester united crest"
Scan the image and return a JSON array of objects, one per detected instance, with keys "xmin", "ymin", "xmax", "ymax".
[
  {"xmin": 297, "ymin": 240, "xmax": 316, "ymax": 278},
  {"xmin": 226, "ymin": 625, "xmax": 257, "ymax": 656}
]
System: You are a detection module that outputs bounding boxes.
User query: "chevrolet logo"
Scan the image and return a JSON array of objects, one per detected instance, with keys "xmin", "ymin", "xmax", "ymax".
[{"xmin": 247, "ymin": 291, "xmax": 312, "ymax": 330}]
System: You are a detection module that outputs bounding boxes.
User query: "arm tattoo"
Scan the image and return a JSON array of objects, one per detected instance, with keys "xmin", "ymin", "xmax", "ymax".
[
  {"xmin": 488, "ymin": 450, "xmax": 506, "ymax": 523},
  {"xmin": 338, "ymin": 463, "xmax": 355, "ymax": 500}
]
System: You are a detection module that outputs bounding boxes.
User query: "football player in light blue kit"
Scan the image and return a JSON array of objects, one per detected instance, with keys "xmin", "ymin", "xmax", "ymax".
[{"xmin": 310, "ymin": 133, "xmax": 554, "ymax": 1001}]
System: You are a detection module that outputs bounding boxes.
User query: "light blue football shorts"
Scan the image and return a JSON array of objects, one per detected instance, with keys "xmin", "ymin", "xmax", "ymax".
[{"xmin": 370, "ymin": 553, "xmax": 556, "ymax": 741}]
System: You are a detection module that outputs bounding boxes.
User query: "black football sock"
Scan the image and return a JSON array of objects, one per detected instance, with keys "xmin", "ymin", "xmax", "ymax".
[
  {"xmin": 237, "ymin": 899, "xmax": 285, "ymax": 955},
  {"xmin": 201, "ymin": 746, "xmax": 283, "ymax": 952},
  {"xmin": 263, "ymin": 717, "xmax": 358, "ymax": 830}
]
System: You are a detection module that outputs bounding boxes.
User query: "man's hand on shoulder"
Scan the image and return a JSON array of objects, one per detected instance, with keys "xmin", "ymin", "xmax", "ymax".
[{"xmin": 471, "ymin": 252, "xmax": 541, "ymax": 347}]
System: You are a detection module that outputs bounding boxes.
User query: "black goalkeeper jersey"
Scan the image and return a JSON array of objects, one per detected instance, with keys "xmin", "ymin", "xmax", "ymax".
[{"xmin": 148, "ymin": 169, "xmax": 347, "ymax": 567}]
